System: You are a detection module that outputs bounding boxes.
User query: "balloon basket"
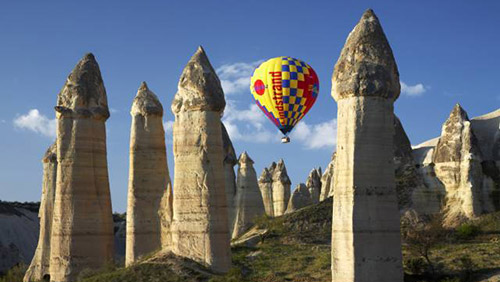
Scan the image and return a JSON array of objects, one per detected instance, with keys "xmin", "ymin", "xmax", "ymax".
[{"xmin": 281, "ymin": 136, "xmax": 290, "ymax": 143}]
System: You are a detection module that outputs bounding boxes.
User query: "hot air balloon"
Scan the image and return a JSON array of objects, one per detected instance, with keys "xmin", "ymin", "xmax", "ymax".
[{"xmin": 250, "ymin": 57, "xmax": 319, "ymax": 143}]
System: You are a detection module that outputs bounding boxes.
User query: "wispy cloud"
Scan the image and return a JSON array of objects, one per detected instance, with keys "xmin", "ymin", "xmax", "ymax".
[
  {"xmin": 13, "ymin": 109, "xmax": 56, "ymax": 138},
  {"xmin": 222, "ymin": 100, "xmax": 278, "ymax": 143},
  {"xmin": 290, "ymin": 118, "xmax": 337, "ymax": 149},
  {"xmin": 216, "ymin": 61, "xmax": 263, "ymax": 95},
  {"xmin": 401, "ymin": 81, "xmax": 426, "ymax": 97}
]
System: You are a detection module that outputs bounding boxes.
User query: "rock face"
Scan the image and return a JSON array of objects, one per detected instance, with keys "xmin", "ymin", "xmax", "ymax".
[
  {"xmin": 126, "ymin": 82, "xmax": 170, "ymax": 266},
  {"xmin": 0, "ymin": 202, "xmax": 39, "ymax": 275},
  {"xmin": 221, "ymin": 122, "xmax": 238, "ymax": 232},
  {"xmin": 170, "ymin": 46, "xmax": 231, "ymax": 273},
  {"xmin": 258, "ymin": 167, "xmax": 274, "ymax": 217},
  {"xmin": 306, "ymin": 168, "xmax": 322, "ymax": 204},
  {"xmin": 432, "ymin": 104, "xmax": 488, "ymax": 225},
  {"xmin": 24, "ymin": 144, "xmax": 57, "ymax": 282},
  {"xmin": 331, "ymin": 9, "xmax": 403, "ymax": 282},
  {"xmin": 232, "ymin": 152, "xmax": 265, "ymax": 239},
  {"xmin": 286, "ymin": 184, "xmax": 311, "ymax": 213},
  {"xmin": 271, "ymin": 160, "xmax": 291, "ymax": 217},
  {"xmin": 320, "ymin": 153, "xmax": 336, "ymax": 202},
  {"xmin": 50, "ymin": 53, "xmax": 115, "ymax": 282}
]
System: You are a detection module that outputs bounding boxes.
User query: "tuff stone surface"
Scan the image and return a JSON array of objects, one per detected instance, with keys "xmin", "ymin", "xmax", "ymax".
[
  {"xmin": 24, "ymin": 144, "xmax": 57, "ymax": 282},
  {"xmin": 331, "ymin": 9, "xmax": 403, "ymax": 282},
  {"xmin": 271, "ymin": 160, "xmax": 291, "ymax": 217},
  {"xmin": 306, "ymin": 168, "xmax": 322, "ymax": 204},
  {"xmin": 432, "ymin": 104, "xmax": 486, "ymax": 225},
  {"xmin": 126, "ymin": 82, "xmax": 170, "ymax": 266},
  {"xmin": 50, "ymin": 53, "xmax": 114, "ymax": 282},
  {"xmin": 320, "ymin": 153, "xmax": 336, "ymax": 202},
  {"xmin": 170, "ymin": 47, "xmax": 231, "ymax": 273},
  {"xmin": 222, "ymin": 122, "xmax": 238, "ymax": 232},
  {"xmin": 258, "ymin": 167, "xmax": 274, "ymax": 217},
  {"xmin": 232, "ymin": 152, "xmax": 265, "ymax": 239},
  {"xmin": 286, "ymin": 184, "xmax": 312, "ymax": 213}
]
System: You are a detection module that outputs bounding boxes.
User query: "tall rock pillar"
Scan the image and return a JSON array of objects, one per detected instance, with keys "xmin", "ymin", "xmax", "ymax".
[
  {"xmin": 221, "ymin": 122, "xmax": 238, "ymax": 232},
  {"xmin": 271, "ymin": 159, "xmax": 291, "ymax": 216},
  {"xmin": 232, "ymin": 152, "xmax": 265, "ymax": 238},
  {"xmin": 50, "ymin": 53, "xmax": 114, "ymax": 282},
  {"xmin": 331, "ymin": 10, "xmax": 403, "ymax": 282},
  {"xmin": 126, "ymin": 82, "xmax": 169, "ymax": 266},
  {"xmin": 24, "ymin": 144, "xmax": 57, "ymax": 282},
  {"xmin": 170, "ymin": 46, "xmax": 231, "ymax": 273},
  {"xmin": 258, "ymin": 168, "xmax": 274, "ymax": 217}
]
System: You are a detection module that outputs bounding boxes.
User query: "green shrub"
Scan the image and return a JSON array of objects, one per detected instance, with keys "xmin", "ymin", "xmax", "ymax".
[
  {"xmin": 404, "ymin": 257, "xmax": 427, "ymax": 275},
  {"xmin": 455, "ymin": 223, "xmax": 480, "ymax": 240},
  {"xmin": 0, "ymin": 264, "xmax": 27, "ymax": 282}
]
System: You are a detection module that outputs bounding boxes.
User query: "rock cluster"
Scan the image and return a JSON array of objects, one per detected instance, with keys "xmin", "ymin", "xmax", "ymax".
[
  {"xmin": 257, "ymin": 160, "xmax": 292, "ymax": 217},
  {"xmin": 222, "ymin": 122, "xmax": 238, "ymax": 232},
  {"xmin": 170, "ymin": 47, "xmax": 231, "ymax": 273},
  {"xmin": 306, "ymin": 168, "xmax": 322, "ymax": 204},
  {"xmin": 126, "ymin": 82, "xmax": 171, "ymax": 266},
  {"xmin": 331, "ymin": 9, "xmax": 403, "ymax": 282},
  {"xmin": 232, "ymin": 152, "xmax": 265, "ymax": 239},
  {"xmin": 24, "ymin": 144, "xmax": 57, "ymax": 282},
  {"xmin": 319, "ymin": 153, "xmax": 336, "ymax": 201},
  {"xmin": 50, "ymin": 53, "xmax": 115, "ymax": 282}
]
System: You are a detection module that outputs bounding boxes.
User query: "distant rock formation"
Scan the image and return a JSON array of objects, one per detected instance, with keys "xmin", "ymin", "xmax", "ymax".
[
  {"xmin": 258, "ymin": 167, "xmax": 274, "ymax": 217},
  {"xmin": 24, "ymin": 144, "xmax": 57, "ymax": 282},
  {"xmin": 319, "ymin": 153, "xmax": 335, "ymax": 202},
  {"xmin": 50, "ymin": 53, "xmax": 114, "ymax": 282},
  {"xmin": 331, "ymin": 9, "xmax": 403, "ymax": 282},
  {"xmin": 286, "ymin": 184, "xmax": 311, "ymax": 213},
  {"xmin": 306, "ymin": 168, "xmax": 322, "ymax": 204},
  {"xmin": 271, "ymin": 159, "xmax": 291, "ymax": 217},
  {"xmin": 170, "ymin": 46, "xmax": 231, "ymax": 273},
  {"xmin": 232, "ymin": 152, "xmax": 265, "ymax": 239},
  {"xmin": 126, "ymin": 82, "xmax": 169, "ymax": 266},
  {"xmin": 0, "ymin": 202, "xmax": 39, "ymax": 275},
  {"xmin": 222, "ymin": 122, "xmax": 238, "ymax": 233},
  {"xmin": 431, "ymin": 105, "xmax": 489, "ymax": 225}
]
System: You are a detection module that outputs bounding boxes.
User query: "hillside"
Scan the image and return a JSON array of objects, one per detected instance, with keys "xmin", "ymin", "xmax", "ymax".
[{"xmin": 57, "ymin": 198, "xmax": 500, "ymax": 282}]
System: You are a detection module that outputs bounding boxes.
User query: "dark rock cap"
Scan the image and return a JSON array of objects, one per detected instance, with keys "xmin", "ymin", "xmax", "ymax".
[
  {"xmin": 55, "ymin": 53, "xmax": 109, "ymax": 120},
  {"xmin": 332, "ymin": 9, "xmax": 400, "ymax": 101},
  {"xmin": 131, "ymin": 81, "xmax": 163, "ymax": 116},
  {"xmin": 171, "ymin": 46, "xmax": 226, "ymax": 114},
  {"xmin": 238, "ymin": 151, "xmax": 254, "ymax": 166}
]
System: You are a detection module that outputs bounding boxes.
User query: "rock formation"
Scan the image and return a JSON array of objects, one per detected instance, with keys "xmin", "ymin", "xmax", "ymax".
[
  {"xmin": 258, "ymin": 167, "xmax": 274, "ymax": 217},
  {"xmin": 24, "ymin": 144, "xmax": 57, "ymax": 282},
  {"xmin": 286, "ymin": 183, "xmax": 311, "ymax": 213},
  {"xmin": 232, "ymin": 152, "xmax": 265, "ymax": 239},
  {"xmin": 271, "ymin": 159, "xmax": 291, "ymax": 217},
  {"xmin": 126, "ymin": 82, "xmax": 170, "ymax": 266},
  {"xmin": 50, "ymin": 53, "xmax": 114, "ymax": 282},
  {"xmin": 170, "ymin": 46, "xmax": 231, "ymax": 273},
  {"xmin": 306, "ymin": 168, "xmax": 322, "ymax": 204},
  {"xmin": 222, "ymin": 122, "xmax": 238, "ymax": 232},
  {"xmin": 320, "ymin": 153, "xmax": 336, "ymax": 202},
  {"xmin": 331, "ymin": 9, "xmax": 403, "ymax": 282},
  {"xmin": 432, "ymin": 104, "xmax": 486, "ymax": 224}
]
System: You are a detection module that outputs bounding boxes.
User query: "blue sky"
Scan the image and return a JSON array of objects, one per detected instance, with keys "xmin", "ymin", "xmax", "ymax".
[{"xmin": 1, "ymin": 1, "xmax": 499, "ymax": 212}]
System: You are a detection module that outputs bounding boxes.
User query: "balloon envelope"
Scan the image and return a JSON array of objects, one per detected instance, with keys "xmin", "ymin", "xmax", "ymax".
[{"xmin": 250, "ymin": 57, "xmax": 319, "ymax": 135}]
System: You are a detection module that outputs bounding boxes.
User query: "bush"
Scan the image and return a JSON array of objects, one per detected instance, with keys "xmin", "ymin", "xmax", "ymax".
[
  {"xmin": 405, "ymin": 257, "xmax": 427, "ymax": 275},
  {"xmin": 0, "ymin": 264, "xmax": 27, "ymax": 282},
  {"xmin": 455, "ymin": 223, "xmax": 480, "ymax": 240}
]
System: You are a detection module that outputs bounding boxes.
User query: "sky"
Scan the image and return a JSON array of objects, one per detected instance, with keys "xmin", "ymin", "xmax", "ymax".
[{"xmin": 0, "ymin": 1, "xmax": 499, "ymax": 212}]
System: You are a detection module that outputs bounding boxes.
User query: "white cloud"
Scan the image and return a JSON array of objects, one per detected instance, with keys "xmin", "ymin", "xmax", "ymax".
[
  {"xmin": 163, "ymin": 120, "xmax": 174, "ymax": 134},
  {"xmin": 400, "ymin": 81, "xmax": 426, "ymax": 97},
  {"xmin": 13, "ymin": 109, "xmax": 56, "ymax": 138},
  {"xmin": 222, "ymin": 100, "xmax": 278, "ymax": 143},
  {"xmin": 216, "ymin": 61, "xmax": 263, "ymax": 95},
  {"xmin": 290, "ymin": 118, "xmax": 337, "ymax": 149}
]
